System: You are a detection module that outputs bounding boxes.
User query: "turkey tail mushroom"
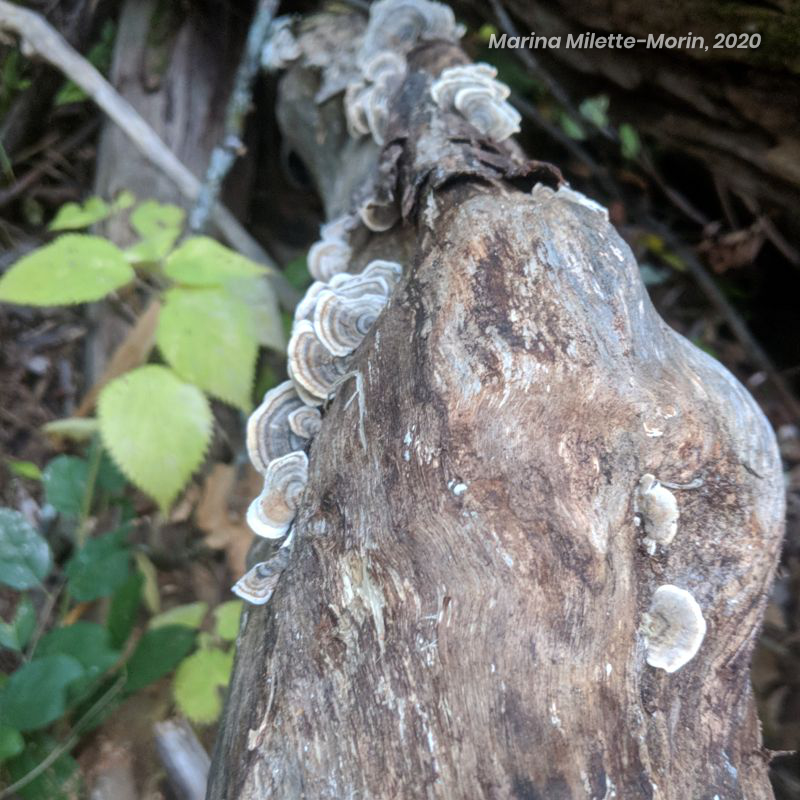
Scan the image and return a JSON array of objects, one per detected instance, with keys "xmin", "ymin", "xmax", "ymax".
[
  {"xmin": 313, "ymin": 289, "xmax": 388, "ymax": 357},
  {"xmin": 287, "ymin": 320, "xmax": 348, "ymax": 403},
  {"xmin": 246, "ymin": 451, "xmax": 309, "ymax": 539},
  {"xmin": 246, "ymin": 381, "xmax": 306, "ymax": 474}
]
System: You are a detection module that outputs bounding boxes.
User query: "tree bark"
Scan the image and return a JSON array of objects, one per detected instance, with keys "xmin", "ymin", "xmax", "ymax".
[{"xmin": 208, "ymin": 8, "xmax": 785, "ymax": 799}]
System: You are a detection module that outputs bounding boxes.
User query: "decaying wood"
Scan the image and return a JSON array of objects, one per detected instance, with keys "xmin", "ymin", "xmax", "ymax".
[{"xmin": 209, "ymin": 7, "xmax": 785, "ymax": 799}]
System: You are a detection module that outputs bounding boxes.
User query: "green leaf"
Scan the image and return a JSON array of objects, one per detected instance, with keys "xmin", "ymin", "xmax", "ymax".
[
  {"xmin": 559, "ymin": 112, "xmax": 586, "ymax": 141},
  {"xmin": 226, "ymin": 276, "xmax": 285, "ymax": 352},
  {"xmin": 164, "ymin": 236, "xmax": 266, "ymax": 286},
  {"xmin": 96, "ymin": 449, "xmax": 127, "ymax": 495},
  {"xmin": 41, "ymin": 417, "xmax": 99, "ymax": 442},
  {"xmin": 48, "ymin": 197, "xmax": 110, "ymax": 231},
  {"xmin": 0, "ymin": 509, "xmax": 52, "ymax": 590},
  {"xmin": 0, "ymin": 235, "xmax": 134, "ymax": 306},
  {"xmin": 283, "ymin": 255, "xmax": 311, "ymax": 291},
  {"xmin": 107, "ymin": 571, "xmax": 143, "ymax": 649},
  {"xmin": 173, "ymin": 646, "xmax": 234, "ymax": 725},
  {"xmin": 0, "ymin": 596, "xmax": 36, "ymax": 652},
  {"xmin": 0, "ymin": 725, "xmax": 24, "ymax": 762},
  {"xmin": 149, "ymin": 601, "xmax": 208, "ymax": 630},
  {"xmin": 42, "ymin": 455, "xmax": 88, "ymax": 516},
  {"xmin": 97, "ymin": 365, "xmax": 213, "ymax": 511},
  {"xmin": 619, "ymin": 122, "xmax": 641, "ymax": 160},
  {"xmin": 125, "ymin": 200, "xmax": 185, "ymax": 263},
  {"xmin": 156, "ymin": 287, "xmax": 258, "ymax": 409},
  {"xmin": 6, "ymin": 735, "xmax": 82, "ymax": 800},
  {"xmin": 64, "ymin": 528, "xmax": 130, "ymax": 602},
  {"xmin": 113, "ymin": 190, "xmax": 136, "ymax": 211},
  {"xmin": 124, "ymin": 625, "xmax": 196, "ymax": 694},
  {"xmin": 6, "ymin": 459, "xmax": 42, "ymax": 480},
  {"xmin": 134, "ymin": 552, "xmax": 160, "ymax": 613},
  {"xmin": 37, "ymin": 621, "xmax": 120, "ymax": 680},
  {"xmin": 0, "ymin": 655, "xmax": 84, "ymax": 730},
  {"xmin": 578, "ymin": 94, "xmax": 610, "ymax": 129},
  {"xmin": 213, "ymin": 600, "xmax": 242, "ymax": 642}
]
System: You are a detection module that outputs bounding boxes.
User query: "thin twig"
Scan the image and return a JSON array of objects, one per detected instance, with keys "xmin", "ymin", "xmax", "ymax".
[
  {"xmin": 646, "ymin": 216, "xmax": 800, "ymax": 422},
  {"xmin": 0, "ymin": 0, "xmax": 299, "ymax": 309},
  {"xmin": 189, "ymin": 0, "xmax": 279, "ymax": 234}
]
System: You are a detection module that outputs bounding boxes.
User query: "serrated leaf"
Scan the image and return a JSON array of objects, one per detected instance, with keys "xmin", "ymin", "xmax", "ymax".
[
  {"xmin": 157, "ymin": 287, "xmax": 258, "ymax": 409},
  {"xmin": 107, "ymin": 571, "xmax": 143, "ymax": 648},
  {"xmin": 48, "ymin": 197, "xmax": 110, "ymax": 231},
  {"xmin": 213, "ymin": 600, "xmax": 242, "ymax": 642},
  {"xmin": 164, "ymin": 236, "xmax": 266, "ymax": 286},
  {"xmin": 226, "ymin": 276, "xmax": 285, "ymax": 353},
  {"xmin": 0, "ymin": 596, "xmax": 36, "ymax": 652},
  {"xmin": 6, "ymin": 735, "xmax": 82, "ymax": 800},
  {"xmin": 173, "ymin": 646, "xmax": 234, "ymax": 725},
  {"xmin": 42, "ymin": 455, "xmax": 87, "ymax": 516},
  {"xmin": 65, "ymin": 528, "xmax": 130, "ymax": 601},
  {"xmin": 41, "ymin": 417, "xmax": 99, "ymax": 442},
  {"xmin": 6, "ymin": 459, "xmax": 42, "ymax": 480},
  {"xmin": 149, "ymin": 601, "xmax": 208, "ymax": 630},
  {"xmin": 97, "ymin": 365, "xmax": 213, "ymax": 511},
  {"xmin": 0, "ymin": 654, "xmax": 84, "ymax": 730},
  {"xmin": 0, "ymin": 509, "xmax": 52, "ymax": 590},
  {"xmin": 125, "ymin": 200, "xmax": 184, "ymax": 263},
  {"xmin": 124, "ymin": 625, "xmax": 196, "ymax": 693},
  {"xmin": 0, "ymin": 235, "xmax": 134, "ymax": 306},
  {"xmin": 0, "ymin": 725, "xmax": 24, "ymax": 762}
]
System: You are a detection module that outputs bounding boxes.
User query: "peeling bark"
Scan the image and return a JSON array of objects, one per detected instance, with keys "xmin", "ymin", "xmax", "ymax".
[{"xmin": 208, "ymin": 9, "xmax": 784, "ymax": 799}]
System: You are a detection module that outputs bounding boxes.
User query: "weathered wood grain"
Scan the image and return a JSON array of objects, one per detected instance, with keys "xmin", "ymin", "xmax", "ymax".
[{"xmin": 208, "ymin": 10, "xmax": 784, "ymax": 799}]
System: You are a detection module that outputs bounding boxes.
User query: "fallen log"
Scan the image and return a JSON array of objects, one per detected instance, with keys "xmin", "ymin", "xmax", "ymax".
[{"xmin": 208, "ymin": 3, "xmax": 785, "ymax": 797}]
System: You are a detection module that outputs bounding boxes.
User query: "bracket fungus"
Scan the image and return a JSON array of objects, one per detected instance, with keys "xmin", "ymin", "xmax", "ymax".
[
  {"xmin": 313, "ymin": 289, "xmax": 388, "ymax": 357},
  {"xmin": 261, "ymin": 17, "xmax": 301, "ymax": 72},
  {"xmin": 287, "ymin": 319, "xmax": 348, "ymax": 403},
  {"xmin": 635, "ymin": 473, "xmax": 679, "ymax": 554},
  {"xmin": 644, "ymin": 585, "xmax": 707, "ymax": 673},
  {"xmin": 430, "ymin": 64, "xmax": 520, "ymax": 142},
  {"xmin": 358, "ymin": 0, "xmax": 463, "ymax": 63},
  {"xmin": 231, "ymin": 545, "xmax": 291, "ymax": 605},
  {"xmin": 246, "ymin": 381, "xmax": 306, "ymax": 474},
  {"xmin": 288, "ymin": 405, "xmax": 323, "ymax": 439},
  {"xmin": 345, "ymin": 53, "xmax": 407, "ymax": 145},
  {"xmin": 246, "ymin": 451, "xmax": 309, "ymax": 539}
]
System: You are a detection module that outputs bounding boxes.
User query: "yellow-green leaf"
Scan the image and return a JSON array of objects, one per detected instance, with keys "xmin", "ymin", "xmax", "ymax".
[
  {"xmin": 0, "ymin": 235, "xmax": 134, "ymax": 306},
  {"xmin": 213, "ymin": 600, "xmax": 242, "ymax": 642},
  {"xmin": 97, "ymin": 365, "xmax": 212, "ymax": 512},
  {"xmin": 173, "ymin": 646, "xmax": 234, "ymax": 725},
  {"xmin": 226, "ymin": 276, "xmax": 285, "ymax": 352},
  {"xmin": 42, "ymin": 417, "xmax": 99, "ymax": 442},
  {"xmin": 164, "ymin": 236, "xmax": 266, "ymax": 286},
  {"xmin": 149, "ymin": 601, "xmax": 208, "ymax": 630},
  {"xmin": 48, "ymin": 197, "xmax": 110, "ymax": 231},
  {"xmin": 125, "ymin": 200, "xmax": 185, "ymax": 264},
  {"xmin": 156, "ymin": 287, "xmax": 258, "ymax": 409}
]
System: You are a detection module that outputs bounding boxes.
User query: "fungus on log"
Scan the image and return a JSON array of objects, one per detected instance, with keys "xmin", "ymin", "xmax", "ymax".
[{"xmin": 208, "ymin": 2, "xmax": 785, "ymax": 798}]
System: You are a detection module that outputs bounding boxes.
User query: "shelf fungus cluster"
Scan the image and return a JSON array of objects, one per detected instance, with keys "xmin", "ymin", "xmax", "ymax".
[
  {"xmin": 234, "ymin": 0, "xmax": 521, "ymax": 605},
  {"xmin": 430, "ymin": 64, "xmax": 521, "ymax": 142},
  {"xmin": 643, "ymin": 585, "xmax": 707, "ymax": 673},
  {"xmin": 233, "ymin": 216, "xmax": 402, "ymax": 604}
]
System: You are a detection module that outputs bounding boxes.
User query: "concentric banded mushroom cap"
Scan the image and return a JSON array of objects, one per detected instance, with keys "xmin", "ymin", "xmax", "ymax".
[
  {"xmin": 288, "ymin": 405, "xmax": 323, "ymax": 439},
  {"xmin": 454, "ymin": 86, "xmax": 521, "ymax": 141},
  {"xmin": 246, "ymin": 381, "xmax": 306, "ymax": 474},
  {"xmin": 330, "ymin": 271, "xmax": 391, "ymax": 300},
  {"xmin": 430, "ymin": 63, "xmax": 505, "ymax": 108},
  {"xmin": 359, "ymin": 196, "xmax": 400, "ymax": 232},
  {"xmin": 294, "ymin": 281, "xmax": 328, "ymax": 322},
  {"xmin": 360, "ymin": 0, "xmax": 462, "ymax": 61},
  {"xmin": 644, "ymin": 585, "xmax": 707, "ymax": 673},
  {"xmin": 246, "ymin": 450, "xmax": 309, "ymax": 539},
  {"xmin": 308, "ymin": 237, "xmax": 351, "ymax": 282},
  {"xmin": 287, "ymin": 320, "xmax": 348, "ymax": 401},
  {"xmin": 313, "ymin": 289, "xmax": 387, "ymax": 357},
  {"xmin": 288, "ymin": 361, "xmax": 326, "ymax": 407},
  {"xmin": 231, "ymin": 546, "xmax": 290, "ymax": 605}
]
